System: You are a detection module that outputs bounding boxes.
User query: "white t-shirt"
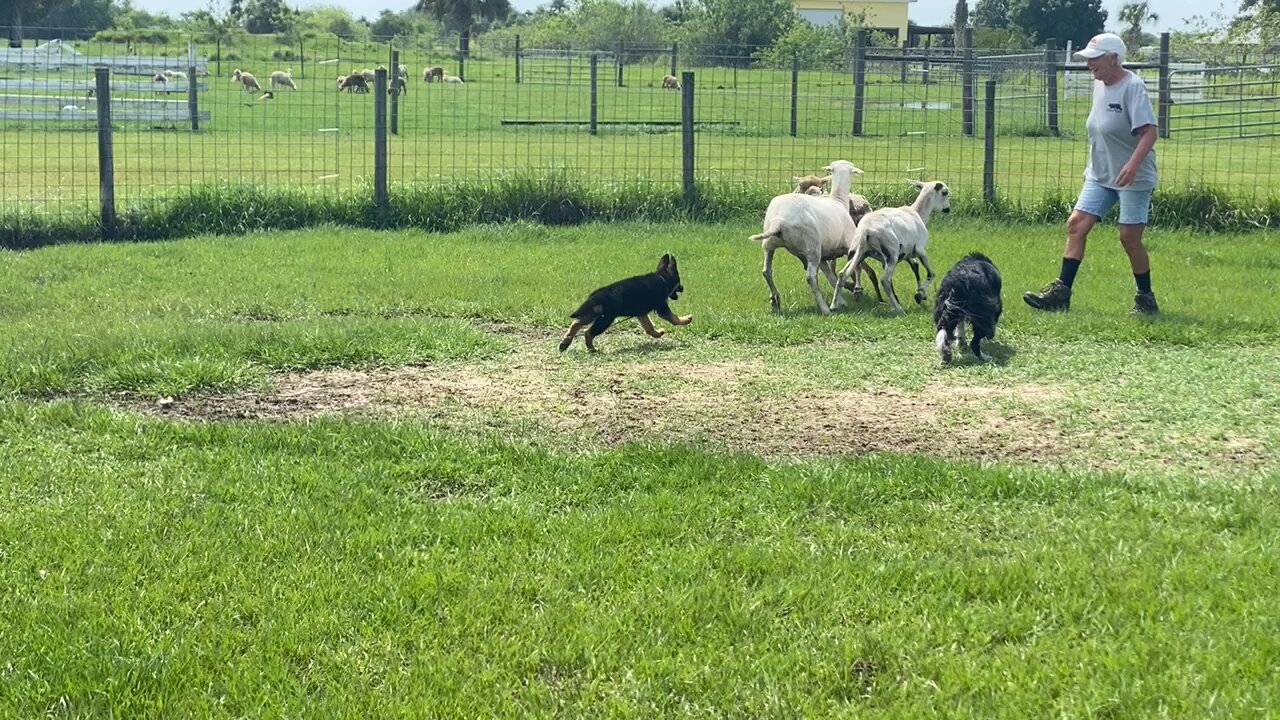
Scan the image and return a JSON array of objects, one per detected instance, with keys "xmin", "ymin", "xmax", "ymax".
[{"xmin": 1084, "ymin": 70, "xmax": 1158, "ymax": 191}]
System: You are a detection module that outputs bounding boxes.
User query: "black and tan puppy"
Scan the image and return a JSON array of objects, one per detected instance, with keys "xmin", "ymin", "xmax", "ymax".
[
  {"xmin": 933, "ymin": 252, "xmax": 1003, "ymax": 363},
  {"xmin": 559, "ymin": 254, "xmax": 692, "ymax": 353}
]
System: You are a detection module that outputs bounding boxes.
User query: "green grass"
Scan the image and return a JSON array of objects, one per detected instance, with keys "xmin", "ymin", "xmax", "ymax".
[{"xmin": 2, "ymin": 219, "xmax": 1280, "ymax": 716}]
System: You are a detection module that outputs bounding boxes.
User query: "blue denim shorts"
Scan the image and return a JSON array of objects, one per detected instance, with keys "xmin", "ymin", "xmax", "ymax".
[{"xmin": 1074, "ymin": 180, "xmax": 1152, "ymax": 224}]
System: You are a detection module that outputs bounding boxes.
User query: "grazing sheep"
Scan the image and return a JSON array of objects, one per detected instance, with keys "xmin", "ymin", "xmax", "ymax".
[
  {"xmin": 662, "ymin": 74, "xmax": 681, "ymax": 90},
  {"xmin": 397, "ymin": 64, "xmax": 408, "ymax": 78},
  {"xmin": 232, "ymin": 69, "xmax": 261, "ymax": 92},
  {"xmin": 388, "ymin": 74, "xmax": 408, "ymax": 96},
  {"xmin": 360, "ymin": 68, "xmax": 376, "ymax": 82},
  {"xmin": 832, "ymin": 180, "xmax": 952, "ymax": 315},
  {"xmin": 337, "ymin": 72, "xmax": 369, "ymax": 93},
  {"xmin": 749, "ymin": 160, "xmax": 882, "ymax": 315},
  {"xmin": 270, "ymin": 69, "xmax": 297, "ymax": 90},
  {"xmin": 163, "ymin": 69, "xmax": 187, "ymax": 80},
  {"xmin": 152, "ymin": 72, "xmax": 166, "ymax": 83},
  {"xmin": 423, "ymin": 65, "xmax": 444, "ymax": 82}
]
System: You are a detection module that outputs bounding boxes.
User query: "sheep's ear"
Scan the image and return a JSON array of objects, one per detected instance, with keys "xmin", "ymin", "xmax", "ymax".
[
  {"xmin": 907, "ymin": 179, "xmax": 924, "ymax": 188},
  {"xmin": 934, "ymin": 182, "xmax": 945, "ymax": 192},
  {"xmin": 850, "ymin": 166, "xmax": 865, "ymax": 176}
]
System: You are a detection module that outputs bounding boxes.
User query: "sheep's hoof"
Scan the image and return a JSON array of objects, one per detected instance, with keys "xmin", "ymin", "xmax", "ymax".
[
  {"xmin": 558, "ymin": 338, "xmax": 572, "ymax": 352},
  {"xmin": 914, "ymin": 291, "xmax": 926, "ymax": 304},
  {"xmin": 770, "ymin": 296, "xmax": 781, "ymax": 309}
]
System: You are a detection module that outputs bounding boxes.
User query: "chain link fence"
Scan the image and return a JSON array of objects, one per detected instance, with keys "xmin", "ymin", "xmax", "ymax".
[{"xmin": 3, "ymin": 26, "xmax": 1279, "ymax": 234}]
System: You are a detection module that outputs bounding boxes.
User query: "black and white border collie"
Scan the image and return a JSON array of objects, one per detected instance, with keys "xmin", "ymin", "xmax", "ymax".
[{"xmin": 933, "ymin": 252, "xmax": 1003, "ymax": 363}]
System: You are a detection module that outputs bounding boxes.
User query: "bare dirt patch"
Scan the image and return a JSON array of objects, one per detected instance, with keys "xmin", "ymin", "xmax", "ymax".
[{"xmin": 131, "ymin": 354, "xmax": 1082, "ymax": 469}]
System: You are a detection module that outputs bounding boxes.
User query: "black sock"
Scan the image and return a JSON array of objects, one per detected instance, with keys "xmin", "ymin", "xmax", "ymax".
[
  {"xmin": 1059, "ymin": 258, "xmax": 1082, "ymax": 287},
  {"xmin": 1135, "ymin": 272, "xmax": 1152, "ymax": 294}
]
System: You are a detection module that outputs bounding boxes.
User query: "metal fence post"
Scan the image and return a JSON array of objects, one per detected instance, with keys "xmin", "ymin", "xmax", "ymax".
[
  {"xmin": 374, "ymin": 67, "xmax": 388, "ymax": 224},
  {"xmin": 984, "ymin": 80, "xmax": 996, "ymax": 205},
  {"xmin": 590, "ymin": 53, "xmax": 598, "ymax": 136},
  {"xmin": 790, "ymin": 54, "xmax": 799, "ymax": 137},
  {"xmin": 1158, "ymin": 32, "xmax": 1171, "ymax": 139},
  {"xmin": 1044, "ymin": 39, "xmax": 1059, "ymax": 135},
  {"xmin": 515, "ymin": 34, "xmax": 521, "ymax": 84},
  {"xmin": 671, "ymin": 42, "xmax": 678, "ymax": 78},
  {"xmin": 962, "ymin": 26, "xmax": 975, "ymax": 137},
  {"xmin": 390, "ymin": 48, "xmax": 400, "ymax": 136},
  {"xmin": 298, "ymin": 39, "xmax": 304, "ymax": 79},
  {"xmin": 852, "ymin": 29, "xmax": 867, "ymax": 136},
  {"xmin": 681, "ymin": 71, "xmax": 694, "ymax": 202},
  {"xmin": 94, "ymin": 67, "xmax": 116, "ymax": 240}
]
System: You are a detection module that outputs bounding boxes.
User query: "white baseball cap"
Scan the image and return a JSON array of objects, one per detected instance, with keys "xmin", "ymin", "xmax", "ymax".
[{"xmin": 1074, "ymin": 33, "xmax": 1126, "ymax": 61}]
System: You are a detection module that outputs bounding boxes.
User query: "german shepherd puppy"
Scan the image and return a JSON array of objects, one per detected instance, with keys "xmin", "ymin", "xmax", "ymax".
[
  {"xmin": 933, "ymin": 252, "xmax": 1003, "ymax": 363},
  {"xmin": 559, "ymin": 254, "xmax": 692, "ymax": 353}
]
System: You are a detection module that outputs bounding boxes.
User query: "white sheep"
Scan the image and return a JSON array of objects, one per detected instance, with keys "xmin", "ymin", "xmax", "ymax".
[
  {"xmin": 662, "ymin": 74, "xmax": 681, "ymax": 90},
  {"xmin": 423, "ymin": 65, "xmax": 444, "ymax": 83},
  {"xmin": 162, "ymin": 69, "xmax": 187, "ymax": 80},
  {"xmin": 749, "ymin": 160, "xmax": 882, "ymax": 315},
  {"xmin": 270, "ymin": 69, "xmax": 297, "ymax": 90},
  {"xmin": 442, "ymin": 74, "xmax": 464, "ymax": 84},
  {"xmin": 232, "ymin": 68, "xmax": 261, "ymax": 92},
  {"xmin": 831, "ymin": 180, "xmax": 952, "ymax": 315}
]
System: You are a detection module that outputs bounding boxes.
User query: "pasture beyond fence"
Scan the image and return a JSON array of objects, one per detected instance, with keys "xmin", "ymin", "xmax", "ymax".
[{"xmin": 4, "ymin": 27, "xmax": 1280, "ymax": 239}]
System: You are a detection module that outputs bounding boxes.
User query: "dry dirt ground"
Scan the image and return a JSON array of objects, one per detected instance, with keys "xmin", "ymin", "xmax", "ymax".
[{"xmin": 109, "ymin": 341, "xmax": 1271, "ymax": 477}]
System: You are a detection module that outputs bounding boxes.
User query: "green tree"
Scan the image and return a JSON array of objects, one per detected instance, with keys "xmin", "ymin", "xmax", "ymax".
[
  {"xmin": 414, "ymin": 0, "xmax": 513, "ymax": 34},
  {"xmin": 40, "ymin": 0, "xmax": 118, "ymax": 33},
  {"xmin": 6, "ymin": 0, "xmax": 50, "ymax": 46},
  {"xmin": 572, "ymin": 0, "xmax": 669, "ymax": 58},
  {"xmin": 1009, "ymin": 0, "xmax": 1106, "ymax": 46},
  {"xmin": 241, "ymin": 0, "xmax": 296, "ymax": 34},
  {"xmin": 679, "ymin": 0, "xmax": 796, "ymax": 66},
  {"xmin": 1117, "ymin": 1, "xmax": 1158, "ymax": 53},
  {"xmin": 972, "ymin": 0, "xmax": 1009, "ymax": 29}
]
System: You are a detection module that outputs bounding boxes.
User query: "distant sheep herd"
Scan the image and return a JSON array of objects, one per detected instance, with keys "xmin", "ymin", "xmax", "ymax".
[{"xmin": 193, "ymin": 66, "xmax": 684, "ymax": 96}]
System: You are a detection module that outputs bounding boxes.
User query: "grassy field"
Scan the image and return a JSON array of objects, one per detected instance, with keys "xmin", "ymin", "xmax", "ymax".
[
  {"xmin": 2, "ymin": 218, "xmax": 1279, "ymax": 716},
  {"xmin": 5, "ymin": 36, "xmax": 1280, "ymax": 221}
]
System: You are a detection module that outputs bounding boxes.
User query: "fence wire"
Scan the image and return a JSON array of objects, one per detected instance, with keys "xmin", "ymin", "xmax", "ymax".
[{"xmin": 3, "ymin": 28, "xmax": 1279, "ymax": 227}]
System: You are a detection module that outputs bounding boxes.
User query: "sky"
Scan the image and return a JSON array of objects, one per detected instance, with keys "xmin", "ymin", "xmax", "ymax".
[{"xmin": 130, "ymin": 0, "xmax": 1215, "ymax": 34}]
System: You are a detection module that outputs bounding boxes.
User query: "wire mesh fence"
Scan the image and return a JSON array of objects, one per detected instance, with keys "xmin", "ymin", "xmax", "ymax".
[{"xmin": 3, "ymin": 26, "xmax": 1280, "ymax": 233}]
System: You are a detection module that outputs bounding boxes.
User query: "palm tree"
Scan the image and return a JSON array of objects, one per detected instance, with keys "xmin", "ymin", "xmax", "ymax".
[{"xmin": 1118, "ymin": 1, "xmax": 1159, "ymax": 54}]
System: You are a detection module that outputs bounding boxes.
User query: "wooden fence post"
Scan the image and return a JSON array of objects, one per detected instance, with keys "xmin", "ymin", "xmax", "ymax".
[{"xmin": 95, "ymin": 67, "xmax": 116, "ymax": 240}]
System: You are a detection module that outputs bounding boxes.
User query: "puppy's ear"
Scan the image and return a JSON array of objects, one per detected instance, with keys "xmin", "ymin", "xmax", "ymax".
[{"xmin": 657, "ymin": 253, "xmax": 672, "ymax": 272}]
